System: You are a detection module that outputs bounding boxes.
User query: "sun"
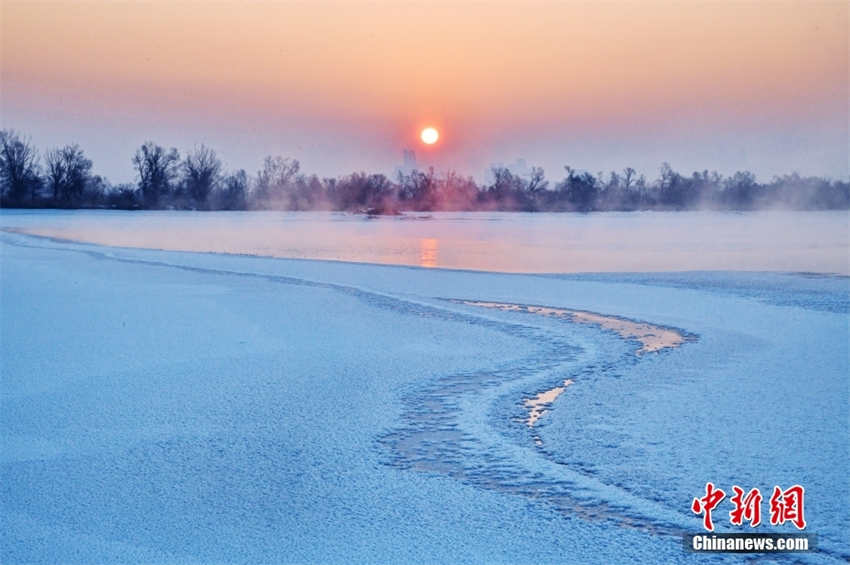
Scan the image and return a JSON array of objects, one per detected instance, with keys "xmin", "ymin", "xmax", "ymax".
[{"xmin": 420, "ymin": 127, "xmax": 439, "ymax": 145}]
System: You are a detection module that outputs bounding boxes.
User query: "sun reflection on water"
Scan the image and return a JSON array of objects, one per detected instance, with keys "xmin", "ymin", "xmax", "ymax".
[{"xmin": 419, "ymin": 238, "xmax": 438, "ymax": 268}]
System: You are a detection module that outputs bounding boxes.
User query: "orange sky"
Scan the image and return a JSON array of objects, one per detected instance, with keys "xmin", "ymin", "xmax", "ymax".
[{"xmin": 2, "ymin": 1, "xmax": 847, "ymax": 181}]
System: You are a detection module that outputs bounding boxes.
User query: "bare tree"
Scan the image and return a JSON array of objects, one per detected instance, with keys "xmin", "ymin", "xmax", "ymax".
[
  {"xmin": 622, "ymin": 167, "xmax": 636, "ymax": 192},
  {"xmin": 398, "ymin": 167, "xmax": 437, "ymax": 209},
  {"xmin": 45, "ymin": 149, "xmax": 65, "ymax": 202},
  {"xmin": 488, "ymin": 167, "xmax": 524, "ymax": 197},
  {"xmin": 133, "ymin": 141, "xmax": 180, "ymax": 208},
  {"xmin": 254, "ymin": 156, "xmax": 300, "ymax": 205},
  {"xmin": 45, "ymin": 144, "xmax": 92, "ymax": 205},
  {"xmin": 220, "ymin": 169, "xmax": 248, "ymax": 210},
  {"xmin": 183, "ymin": 145, "xmax": 222, "ymax": 208},
  {"xmin": 333, "ymin": 172, "xmax": 394, "ymax": 211},
  {"xmin": 0, "ymin": 130, "xmax": 41, "ymax": 205},
  {"xmin": 438, "ymin": 170, "xmax": 478, "ymax": 210},
  {"xmin": 526, "ymin": 166, "xmax": 548, "ymax": 193},
  {"xmin": 557, "ymin": 166, "xmax": 599, "ymax": 212}
]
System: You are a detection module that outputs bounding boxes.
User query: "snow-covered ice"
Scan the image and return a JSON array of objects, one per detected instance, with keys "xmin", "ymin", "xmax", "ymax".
[{"xmin": 1, "ymin": 212, "xmax": 848, "ymax": 564}]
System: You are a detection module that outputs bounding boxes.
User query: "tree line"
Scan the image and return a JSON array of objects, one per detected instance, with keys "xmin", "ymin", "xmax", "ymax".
[{"xmin": 1, "ymin": 129, "xmax": 848, "ymax": 212}]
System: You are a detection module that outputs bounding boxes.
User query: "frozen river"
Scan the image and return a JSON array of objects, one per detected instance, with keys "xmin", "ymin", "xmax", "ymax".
[
  {"xmin": 1, "ymin": 211, "xmax": 848, "ymax": 564},
  {"xmin": 1, "ymin": 209, "xmax": 847, "ymax": 274}
]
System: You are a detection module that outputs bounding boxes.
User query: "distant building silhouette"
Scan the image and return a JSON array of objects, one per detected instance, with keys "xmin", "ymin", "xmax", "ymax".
[
  {"xmin": 403, "ymin": 149, "xmax": 416, "ymax": 170},
  {"xmin": 394, "ymin": 148, "xmax": 418, "ymax": 178}
]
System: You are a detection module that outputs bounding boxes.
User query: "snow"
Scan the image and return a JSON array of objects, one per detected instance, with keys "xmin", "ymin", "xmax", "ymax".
[{"xmin": 1, "ymin": 216, "xmax": 848, "ymax": 564}]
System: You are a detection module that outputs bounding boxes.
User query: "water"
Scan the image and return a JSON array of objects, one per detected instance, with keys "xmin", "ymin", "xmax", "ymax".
[{"xmin": 1, "ymin": 209, "xmax": 847, "ymax": 273}]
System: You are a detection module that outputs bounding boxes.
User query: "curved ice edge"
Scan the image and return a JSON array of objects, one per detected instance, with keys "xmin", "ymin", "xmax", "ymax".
[
  {"xmin": 455, "ymin": 300, "xmax": 694, "ymax": 355},
  {"xmin": 450, "ymin": 299, "xmax": 696, "ymax": 429},
  {"xmin": 378, "ymin": 297, "xmax": 705, "ymax": 538}
]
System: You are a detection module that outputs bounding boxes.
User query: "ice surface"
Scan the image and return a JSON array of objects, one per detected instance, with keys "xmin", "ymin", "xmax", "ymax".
[{"xmin": 1, "ymin": 223, "xmax": 847, "ymax": 564}]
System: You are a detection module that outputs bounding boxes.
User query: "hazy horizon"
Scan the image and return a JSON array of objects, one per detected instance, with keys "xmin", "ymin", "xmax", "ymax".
[{"xmin": 2, "ymin": 1, "xmax": 848, "ymax": 184}]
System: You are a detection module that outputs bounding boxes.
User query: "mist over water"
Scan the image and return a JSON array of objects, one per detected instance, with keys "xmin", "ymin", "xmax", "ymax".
[{"xmin": 2, "ymin": 209, "xmax": 848, "ymax": 274}]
